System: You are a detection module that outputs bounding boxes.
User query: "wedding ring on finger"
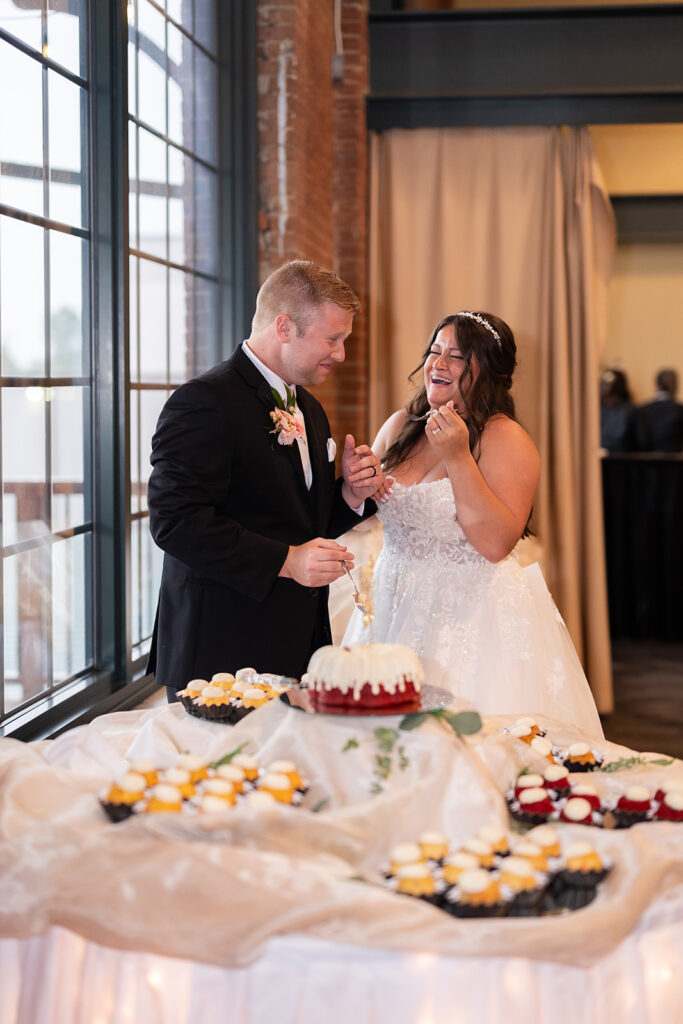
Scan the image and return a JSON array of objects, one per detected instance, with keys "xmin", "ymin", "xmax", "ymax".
[
  {"xmin": 369, "ymin": 465, "xmax": 377, "ymax": 478},
  {"xmin": 432, "ymin": 425, "xmax": 441, "ymax": 433}
]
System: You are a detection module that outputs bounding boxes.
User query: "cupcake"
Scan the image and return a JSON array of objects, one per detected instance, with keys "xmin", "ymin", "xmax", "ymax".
[
  {"xmin": 128, "ymin": 759, "xmax": 158, "ymax": 787},
  {"xmin": 267, "ymin": 760, "xmax": 305, "ymax": 790},
  {"xmin": 559, "ymin": 796, "xmax": 594, "ymax": 825},
  {"xmin": 446, "ymin": 869, "xmax": 506, "ymax": 918},
  {"xmin": 530, "ymin": 736, "xmax": 554, "ymax": 762},
  {"xmin": 175, "ymin": 754, "xmax": 208, "ymax": 784},
  {"xmin": 202, "ymin": 778, "xmax": 237, "ymax": 805},
  {"xmin": 101, "ymin": 770, "xmax": 147, "ymax": 822},
  {"xmin": 477, "ymin": 823, "xmax": 510, "ymax": 856},
  {"xmin": 459, "ymin": 838, "xmax": 495, "ymax": 869},
  {"xmin": 257, "ymin": 771, "xmax": 294, "ymax": 804},
  {"xmin": 159, "ymin": 768, "xmax": 195, "ymax": 799},
  {"xmin": 230, "ymin": 754, "xmax": 259, "ymax": 782},
  {"xmin": 418, "ymin": 831, "xmax": 449, "ymax": 862},
  {"xmin": 513, "ymin": 773, "xmax": 546, "ymax": 799},
  {"xmin": 654, "ymin": 780, "xmax": 680, "ymax": 804},
  {"xmin": 235, "ymin": 667, "xmax": 258, "ymax": 682},
  {"xmin": 240, "ymin": 687, "xmax": 271, "ymax": 710},
  {"xmin": 211, "ymin": 672, "xmax": 235, "ymax": 690},
  {"xmin": 395, "ymin": 863, "xmax": 440, "ymax": 903},
  {"xmin": 215, "ymin": 764, "xmax": 246, "ymax": 794},
  {"xmin": 655, "ymin": 789, "xmax": 683, "ymax": 822},
  {"xmin": 176, "ymin": 678, "xmax": 210, "ymax": 710},
  {"xmin": 542, "ymin": 764, "xmax": 571, "ymax": 795},
  {"xmin": 499, "ymin": 856, "xmax": 547, "ymax": 916},
  {"xmin": 441, "ymin": 851, "xmax": 480, "ymax": 885},
  {"xmin": 387, "ymin": 842, "xmax": 423, "ymax": 877},
  {"xmin": 563, "ymin": 742, "xmax": 602, "ymax": 772},
  {"xmin": 511, "ymin": 840, "xmax": 548, "ymax": 873},
  {"xmin": 515, "ymin": 716, "xmax": 545, "ymax": 738},
  {"xmin": 244, "ymin": 790, "xmax": 277, "ymax": 809},
  {"xmin": 551, "ymin": 840, "xmax": 610, "ymax": 910},
  {"xmin": 144, "ymin": 783, "xmax": 183, "ymax": 813},
  {"xmin": 192, "ymin": 685, "xmax": 234, "ymax": 720},
  {"xmin": 571, "ymin": 782, "xmax": 602, "ymax": 812},
  {"xmin": 509, "ymin": 724, "xmax": 535, "ymax": 745},
  {"xmin": 526, "ymin": 824, "xmax": 562, "ymax": 859},
  {"xmin": 199, "ymin": 794, "xmax": 234, "ymax": 815},
  {"xmin": 516, "ymin": 787, "xmax": 554, "ymax": 823},
  {"xmin": 612, "ymin": 785, "xmax": 653, "ymax": 827}
]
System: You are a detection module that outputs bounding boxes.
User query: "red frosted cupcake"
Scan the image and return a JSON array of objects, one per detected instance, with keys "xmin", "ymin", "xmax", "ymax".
[
  {"xmin": 612, "ymin": 786, "xmax": 653, "ymax": 827},
  {"xmin": 559, "ymin": 797, "xmax": 594, "ymax": 825},
  {"xmin": 570, "ymin": 782, "xmax": 602, "ymax": 812},
  {"xmin": 655, "ymin": 790, "xmax": 683, "ymax": 822},
  {"xmin": 513, "ymin": 773, "xmax": 545, "ymax": 800},
  {"xmin": 516, "ymin": 787, "xmax": 554, "ymax": 823},
  {"xmin": 542, "ymin": 764, "xmax": 571, "ymax": 795}
]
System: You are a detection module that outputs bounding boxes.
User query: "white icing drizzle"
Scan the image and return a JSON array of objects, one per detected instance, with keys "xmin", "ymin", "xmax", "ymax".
[
  {"xmin": 563, "ymin": 797, "xmax": 592, "ymax": 821},
  {"xmin": 519, "ymin": 787, "xmax": 547, "ymax": 805},
  {"xmin": 306, "ymin": 643, "xmax": 424, "ymax": 699},
  {"xmin": 625, "ymin": 785, "xmax": 650, "ymax": 802}
]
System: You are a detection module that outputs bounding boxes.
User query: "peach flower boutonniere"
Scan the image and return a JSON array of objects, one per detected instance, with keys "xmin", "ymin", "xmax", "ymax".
[{"xmin": 268, "ymin": 385, "xmax": 306, "ymax": 447}]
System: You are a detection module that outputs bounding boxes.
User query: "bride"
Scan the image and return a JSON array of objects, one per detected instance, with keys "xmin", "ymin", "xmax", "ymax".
[{"xmin": 343, "ymin": 311, "xmax": 603, "ymax": 737}]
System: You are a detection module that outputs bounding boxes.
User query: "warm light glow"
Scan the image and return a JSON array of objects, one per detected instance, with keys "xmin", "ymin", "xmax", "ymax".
[
  {"xmin": 42, "ymin": 44, "xmax": 48, "ymax": 58},
  {"xmin": 25, "ymin": 386, "xmax": 44, "ymax": 402},
  {"xmin": 127, "ymin": 3, "xmax": 135, "ymax": 22},
  {"xmin": 146, "ymin": 967, "xmax": 164, "ymax": 990}
]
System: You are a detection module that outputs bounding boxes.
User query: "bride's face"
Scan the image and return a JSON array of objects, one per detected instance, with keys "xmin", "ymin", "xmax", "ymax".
[{"xmin": 424, "ymin": 323, "xmax": 475, "ymax": 413}]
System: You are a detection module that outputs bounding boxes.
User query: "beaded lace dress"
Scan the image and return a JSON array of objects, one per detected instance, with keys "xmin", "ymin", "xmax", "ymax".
[{"xmin": 342, "ymin": 479, "xmax": 603, "ymax": 736}]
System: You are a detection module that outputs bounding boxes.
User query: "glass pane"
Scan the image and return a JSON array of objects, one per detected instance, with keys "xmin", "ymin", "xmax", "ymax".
[
  {"xmin": 139, "ymin": 259, "xmax": 167, "ymax": 381},
  {"xmin": 168, "ymin": 192, "xmax": 185, "ymax": 266},
  {"xmin": 128, "ymin": 38, "xmax": 137, "ymax": 119},
  {"xmin": 194, "ymin": 46, "xmax": 216, "ymax": 166},
  {"xmin": 2, "ymin": 386, "xmax": 48, "ymax": 545},
  {"xmin": 52, "ymin": 532, "xmax": 90, "ymax": 683},
  {"xmin": 129, "ymin": 254, "xmax": 139, "ymax": 381},
  {"xmin": 169, "ymin": 267, "xmax": 188, "ymax": 380},
  {"xmin": 50, "ymin": 231, "xmax": 86, "ymax": 377},
  {"xmin": 192, "ymin": 276, "xmax": 217, "ymax": 374},
  {"xmin": 0, "ymin": 0, "xmax": 42, "ymax": 53},
  {"xmin": 139, "ymin": 389, "xmax": 169, "ymax": 511},
  {"xmin": 128, "ymin": 123, "xmax": 138, "ymax": 248},
  {"xmin": 0, "ymin": 215, "xmax": 46, "ymax": 376},
  {"xmin": 138, "ymin": 128, "xmax": 167, "ymax": 260},
  {"xmin": 137, "ymin": 1, "xmax": 167, "ymax": 136},
  {"xmin": 130, "ymin": 388, "xmax": 140, "ymax": 513},
  {"xmin": 166, "ymin": 0, "xmax": 186, "ymax": 31},
  {"xmin": 194, "ymin": 0, "xmax": 216, "ymax": 56},
  {"xmin": 48, "ymin": 71, "xmax": 85, "ymax": 228},
  {"xmin": 194, "ymin": 161, "xmax": 216, "ymax": 275},
  {"xmin": 139, "ymin": 192, "xmax": 167, "ymax": 260},
  {"xmin": 51, "ymin": 386, "xmax": 87, "ymax": 533},
  {"xmin": 47, "ymin": 0, "xmax": 85, "ymax": 79},
  {"xmin": 3, "ymin": 547, "xmax": 51, "ymax": 711},
  {"xmin": 0, "ymin": 40, "xmax": 44, "ymax": 218},
  {"xmin": 167, "ymin": 21, "xmax": 191, "ymax": 150}
]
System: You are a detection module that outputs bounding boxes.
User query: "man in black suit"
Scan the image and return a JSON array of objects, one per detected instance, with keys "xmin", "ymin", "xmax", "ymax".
[
  {"xmin": 638, "ymin": 368, "xmax": 683, "ymax": 452},
  {"xmin": 147, "ymin": 260, "xmax": 384, "ymax": 700}
]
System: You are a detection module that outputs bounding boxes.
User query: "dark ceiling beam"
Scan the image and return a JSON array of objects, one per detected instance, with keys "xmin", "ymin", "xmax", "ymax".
[{"xmin": 368, "ymin": 6, "xmax": 683, "ymax": 129}]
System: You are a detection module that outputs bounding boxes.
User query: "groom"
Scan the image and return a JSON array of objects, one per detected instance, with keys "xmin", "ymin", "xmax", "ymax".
[{"xmin": 147, "ymin": 260, "xmax": 382, "ymax": 700}]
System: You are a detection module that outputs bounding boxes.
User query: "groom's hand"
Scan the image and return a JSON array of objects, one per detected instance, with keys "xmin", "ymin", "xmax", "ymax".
[
  {"xmin": 341, "ymin": 434, "xmax": 384, "ymax": 507},
  {"xmin": 279, "ymin": 538, "xmax": 352, "ymax": 587}
]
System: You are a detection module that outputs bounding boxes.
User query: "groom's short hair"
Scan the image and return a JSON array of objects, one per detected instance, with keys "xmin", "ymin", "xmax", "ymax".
[{"xmin": 252, "ymin": 259, "xmax": 361, "ymax": 335}]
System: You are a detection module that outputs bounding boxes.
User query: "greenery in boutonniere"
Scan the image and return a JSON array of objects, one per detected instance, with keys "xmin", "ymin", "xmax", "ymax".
[{"xmin": 268, "ymin": 385, "xmax": 305, "ymax": 447}]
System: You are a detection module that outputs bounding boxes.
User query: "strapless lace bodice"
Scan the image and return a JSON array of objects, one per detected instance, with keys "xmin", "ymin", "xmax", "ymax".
[{"xmin": 378, "ymin": 478, "xmax": 501, "ymax": 568}]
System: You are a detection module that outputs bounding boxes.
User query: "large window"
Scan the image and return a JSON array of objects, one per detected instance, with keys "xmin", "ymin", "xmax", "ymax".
[
  {"xmin": 0, "ymin": 1, "xmax": 92, "ymax": 719},
  {"xmin": 127, "ymin": 0, "xmax": 219, "ymax": 663},
  {"xmin": 0, "ymin": 1, "xmax": 253, "ymax": 737}
]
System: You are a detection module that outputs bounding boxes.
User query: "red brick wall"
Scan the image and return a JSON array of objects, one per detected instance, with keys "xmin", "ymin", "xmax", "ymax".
[{"xmin": 257, "ymin": 0, "xmax": 370, "ymax": 450}]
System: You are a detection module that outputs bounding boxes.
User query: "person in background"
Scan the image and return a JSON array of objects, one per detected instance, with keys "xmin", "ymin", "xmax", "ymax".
[
  {"xmin": 599, "ymin": 368, "xmax": 640, "ymax": 454},
  {"xmin": 637, "ymin": 368, "xmax": 683, "ymax": 453}
]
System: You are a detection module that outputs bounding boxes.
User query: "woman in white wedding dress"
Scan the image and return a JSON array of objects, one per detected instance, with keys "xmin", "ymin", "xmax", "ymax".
[{"xmin": 343, "ymin": 311, "xmax": 603, "ymax": 737}]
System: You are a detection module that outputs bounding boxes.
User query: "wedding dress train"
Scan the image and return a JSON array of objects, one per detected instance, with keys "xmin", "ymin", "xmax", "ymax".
[{"xmin": 342, "ymin": 479, "xmax": 603, "ymax": 737}]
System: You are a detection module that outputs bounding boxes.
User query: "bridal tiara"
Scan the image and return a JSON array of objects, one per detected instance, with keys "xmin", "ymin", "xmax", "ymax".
[{"xmin": 457, "ymin": 311, "xmax": 501, "ymax": 347}]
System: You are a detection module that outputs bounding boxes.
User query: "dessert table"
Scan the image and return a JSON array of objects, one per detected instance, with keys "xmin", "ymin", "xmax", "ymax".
[{"xmin": 1, "ymin": 697, "xmax": 682, "ymax": 1024}]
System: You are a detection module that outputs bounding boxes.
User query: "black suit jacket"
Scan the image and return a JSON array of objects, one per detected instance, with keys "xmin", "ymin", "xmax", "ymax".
[
  {"xmin": 147, "ymin": 347, "xmax": 372, "ymax": 687},
  {"xmin": 637, "ymin": 398, "xmax": 683, "ymax": 453}
]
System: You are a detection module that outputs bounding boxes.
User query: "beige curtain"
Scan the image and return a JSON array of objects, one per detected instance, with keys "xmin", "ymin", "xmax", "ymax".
[{"xmin": 369, "ymin": 126, "xmax": 615, "ymax": 711}]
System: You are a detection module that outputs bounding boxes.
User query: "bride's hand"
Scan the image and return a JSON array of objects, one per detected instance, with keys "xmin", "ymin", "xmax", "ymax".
[{"xmin": 425, "ymin": 402, "xmax": 469, "ymax": 460}]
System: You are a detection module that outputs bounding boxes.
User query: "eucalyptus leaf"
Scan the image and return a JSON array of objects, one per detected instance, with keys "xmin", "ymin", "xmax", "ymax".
[
  {"xmin": 399, "ymin": 711, "xmax": 427, "ymax": 730},
  {"xmin": 374, "ymin": 727, "xmax": 399, "ymax": 752},
  {"xmin": 342, "ymin": 738, "xmax": 359, "ymax": 753},
  {"xmin": 440, "ymin": 710, "xmax": 482, "ymax": 736},
  {"xmin": 311, "ymin": 798, "xmax": 329, "ymax": 814},
  {"xmin": 270, "ymin": 386, "xmax": 286, "ymax": 411},
  {"xmin": 209, "ymin": 741, "xmax": 249, "ymax": 769}
]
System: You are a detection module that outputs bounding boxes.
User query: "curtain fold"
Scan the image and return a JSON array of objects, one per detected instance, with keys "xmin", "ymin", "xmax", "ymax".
[{"xmin": 369, "ymin": 126, "xmax": 615, "ymax": 711}]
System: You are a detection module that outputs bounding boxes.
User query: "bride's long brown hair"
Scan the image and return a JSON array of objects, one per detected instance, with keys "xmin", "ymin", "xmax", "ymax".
[{"xmin": 382, "ymin": 312, "xmax": 519, "ymax": 474}]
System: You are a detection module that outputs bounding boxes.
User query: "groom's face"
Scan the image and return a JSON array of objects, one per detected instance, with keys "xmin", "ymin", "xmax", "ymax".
[{"xmin": 281, "ymin": 301, "xmax": 353, "ymax": 387}]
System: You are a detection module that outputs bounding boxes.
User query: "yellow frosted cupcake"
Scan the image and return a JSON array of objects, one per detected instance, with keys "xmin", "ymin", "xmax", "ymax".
[
  {"xmin": 526, "ymin": 824, "xmax": 561, "ymax": 859},
  {"xmin": 215, "ymin": 764, "xmax": 246, "ymax": 793},
  {"xmin": 230, "ymin": 754, "xmax": 259, "ymax": 781},
  {"xmin": 395, "ymin": 863, "xmax": 436, "ymax": 898},
  {"xmin": 104, "ymin": 770, "xmax": 146, "ymax": 806},
  {"xmin": 477, "ymin": 823, "xmax": 510, "ymax": 856},
  {"xmin": 511, "ymin": 840, "xmax": 548, "ymax": 873},
  {"xmin": 241, "ymin": 687, "xmax": 270, "ymax": 709},
  {"xmin": 160, "ymin": 768, "xmax": 195, "ymax": 799},
  {"xmin": 145, "ymin": 783, "xmax": 183, "ymax": 813},
  {"xmin": 202, "ymin": 778, "xmax": 237, "ymax": 805},
  {"xmin": 418, "ymin": 831, "xmax": 449, "ymax": 861},
  {"xmin": 447, "ymin": 869, "xmax": 504, "ymax": 917},
  {"xmin": 267, "ymin": 760, "xmax": 304, "ymax": 790},
  {"xmin": 128, "ymin": 759, "xmax": 158, "ymax": 787},
  {"xmin": 257, "ymin": 771, "xmax": 294, "ymax": 804},
  {"xmin": 499, "ymin": 856, "xmax": 538, "ymax": 893},
  {"xmin": 176, "ymin": 754, "xmax": 208, "ymax": 784},
  {"xmin": 442, "ymin": 851, "xmax": 479, "ymax": 885},
  {"xmin": 460, "ymin": 837, "xmax": 495, "ymax": 869},
  {"xmin": 211, "ymin": 672, "xmax": 235, "ymax": 690},
  {"xmin": 388, "ymin": 842, "xmax": 423, "ymax": 876}
]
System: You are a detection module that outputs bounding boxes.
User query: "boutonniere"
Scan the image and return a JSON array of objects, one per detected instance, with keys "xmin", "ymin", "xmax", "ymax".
[{"xmin": 269, "ymin": 385, "xmax": 306, "ymax": 447}]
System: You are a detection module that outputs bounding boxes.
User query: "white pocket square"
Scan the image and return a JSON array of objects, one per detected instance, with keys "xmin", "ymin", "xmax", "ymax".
[{"xmin": 327, "ymin": 437, "xmax": 336, "ymax": 462}]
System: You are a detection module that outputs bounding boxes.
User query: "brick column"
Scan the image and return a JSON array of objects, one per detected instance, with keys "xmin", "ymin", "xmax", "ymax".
[{"xmin": 257, "ymin": 0, "xmax": 370, "ymax": 449}]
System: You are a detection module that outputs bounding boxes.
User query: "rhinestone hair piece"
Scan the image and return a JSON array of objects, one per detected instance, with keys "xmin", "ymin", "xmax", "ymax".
[{"xmin": 457, "ymin": 311, "xmax": 501, "ymax": 347}]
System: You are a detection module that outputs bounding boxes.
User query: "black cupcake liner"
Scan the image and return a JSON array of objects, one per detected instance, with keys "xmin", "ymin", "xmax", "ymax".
[
  {"xmin": 554, "ymin": 865, "xmax": 610, "ymax": 889},
  {"xmin": 444, "ymin": 900, "xmax": 508, "ymax": 919},
  {"xmin": 606, "ymin": 808, "xmax": 650, "ymax": 829},
  {"xmin": 506, "ymin": 885, "xmax": 548, "ymax": 917},
  {"xmin": 100, "ymin": 799, "xmax": 136, "ymax": 823},
  {"xmin": 183, "ymin": 701, "xmax": 244, "ymax": 723},
  {"xmin": 561, "ymin": 757, "xmax": 604, "ymax": 773}
]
